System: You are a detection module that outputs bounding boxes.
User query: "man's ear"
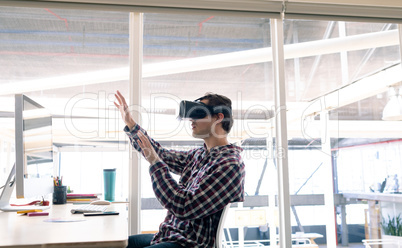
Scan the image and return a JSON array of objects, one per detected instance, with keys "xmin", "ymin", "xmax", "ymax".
[{"xmin": 215, "ymin": 113, "xmax": 224, "ymax": 123}]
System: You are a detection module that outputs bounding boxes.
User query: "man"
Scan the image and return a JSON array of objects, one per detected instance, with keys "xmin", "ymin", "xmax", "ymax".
[{"xmin": 114, "ymin": 90, "xmax": 245, "ymax": 248}]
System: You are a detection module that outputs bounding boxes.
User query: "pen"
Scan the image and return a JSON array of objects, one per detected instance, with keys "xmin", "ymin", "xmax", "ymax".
[
  {"xmin": 53, "ymin": 176, "xmax": 63, "ymax": 186},
  {"xmin": 17, "ymin": 209, "xmax": 43, "ymax": 214}
]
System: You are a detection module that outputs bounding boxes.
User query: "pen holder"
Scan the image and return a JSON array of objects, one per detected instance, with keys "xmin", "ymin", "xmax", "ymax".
[
  {"xmin": 103, "ymin": 168, "xmax": 116, "ymax": 202},
  {"xmin": 53, "ymin": 186, "xmax": 67, "ymax": 204}
]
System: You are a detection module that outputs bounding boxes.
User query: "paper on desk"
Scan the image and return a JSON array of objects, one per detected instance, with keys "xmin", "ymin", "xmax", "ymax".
[{"xmin": 44, "ymin": 218, "xmax": 86, "ymax": 222}]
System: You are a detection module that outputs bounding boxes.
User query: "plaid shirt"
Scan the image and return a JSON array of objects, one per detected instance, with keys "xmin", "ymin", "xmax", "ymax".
[{"xmin": 125, "ymin": 124, "xmax": 245, "ymax": 248}]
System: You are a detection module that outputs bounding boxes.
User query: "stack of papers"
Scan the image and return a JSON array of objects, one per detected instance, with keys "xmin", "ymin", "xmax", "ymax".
[{"xmin": 67, "ymin": 194, "xmax": 99, "ymax": 203}]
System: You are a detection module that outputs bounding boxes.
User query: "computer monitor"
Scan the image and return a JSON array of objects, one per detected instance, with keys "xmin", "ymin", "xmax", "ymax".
[{"xmin": 0, "ymin": 94, "xmax": 54, "ymax": 212}]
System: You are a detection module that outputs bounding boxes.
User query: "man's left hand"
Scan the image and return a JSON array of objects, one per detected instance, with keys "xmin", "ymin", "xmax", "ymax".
[{"xmin": 136, "ymin": 131, "xmax": 161, "ymax": 165}]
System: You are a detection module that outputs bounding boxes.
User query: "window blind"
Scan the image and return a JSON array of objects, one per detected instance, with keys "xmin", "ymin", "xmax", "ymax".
[
  {"xmin": 0, "ymin": 0, "xmax": 283, "ymax": 18},
  {"xmin": 1, "ymin": 0, "xmax": 402, "ymax": 22},
  {"xmin": 285, "ymin": 2, "xmax": 402, "ymax": 23}
]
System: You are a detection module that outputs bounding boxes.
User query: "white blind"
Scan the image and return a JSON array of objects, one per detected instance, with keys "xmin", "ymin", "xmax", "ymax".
[
  {"xmin": 285, "ymin": 2, "xmax": 402, "ymax": 23},
  {"xmin": 2, "ymin": 0, "xmax": 402, "ymax": 22},
  {"xmin": 0, "ymin": 0, "xmax": 283, "ymax": 18}
]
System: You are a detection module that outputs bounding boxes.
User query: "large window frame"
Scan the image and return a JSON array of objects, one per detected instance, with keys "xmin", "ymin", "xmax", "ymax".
[{"xmin": 1, "ymin": 1, "xmax": 402, "ymax": 247}]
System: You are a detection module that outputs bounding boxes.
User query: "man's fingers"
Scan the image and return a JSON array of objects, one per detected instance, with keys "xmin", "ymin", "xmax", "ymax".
[
  {"xmin": 136, "ymin": 132, "xmax": 146, "ymax": 147},
  {"xmin": 138, "ymin": 132, "xmax": 154, "ymax": 154},
  {"xmin": 115, "ymin": 91, "xmax": 127, "ymax": 108},
  {"xmin": 135, "ymin": 135, "xmax": 144, "ymax": 149},
  {"xmin": 137, "ymin": 131, "xmax": 150, "ymax": 147},
  {"xmin": 115, "ymin": 93, "xmax": 130, "ymax": 114},
  {"xmin": 136, "ymin": 131, "xmax": 159, "ymax": 164},
  {"xmin": 116, "ymin": 90, "xmax": 128, "ymax": 106},
  {"xmin": 114, "ymin": 100, "xmax": 127, "ymax": 114},
  {"xmin": 115, "ymin": 93, "xmax": 123, "ymax": 105},
  {"xmin": 135, "ymin": 135, "xmax": 151, "ymax": 159}
]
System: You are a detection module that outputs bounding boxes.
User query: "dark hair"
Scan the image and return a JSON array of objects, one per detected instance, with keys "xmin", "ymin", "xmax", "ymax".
[{"xmin": 198, "ymin": 93, "xmax": 233, "ymax": 133}]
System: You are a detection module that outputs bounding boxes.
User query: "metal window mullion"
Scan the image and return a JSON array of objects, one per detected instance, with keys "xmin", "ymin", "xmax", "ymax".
[
  {"xmin": 399, "ymin": 24, "xmax": 402, "ymax": 69},
  {"xmin": 0, "ymin": 140, "xmax": 3, "ymax": 180},
  {"xmin": 270, "ymin": 17, "xmax": 292, "ymax": 248},
  {"xmin": 338, "ymin": 21, "xmax": 349, "ymax": 85},
  {"xmin": 320, "ymin": 110, "xmax": 337, "ymax": 248},
  {"xmin": 128, "ymin": 12, "xmax": 143, "ymax": 235}
]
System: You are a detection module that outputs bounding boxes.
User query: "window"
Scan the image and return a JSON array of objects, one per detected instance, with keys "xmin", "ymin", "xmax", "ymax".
[
  {"xmin": 0, "ymin": 6, "xmax": 130, "ymax": 200},
  {"xmin": 140, "ymin": 13, "xmax": 275, "ymax": 235},
  {"xmin": 285, "ymin": 19, "xmax": 402, "ymax": 245},
  {"xmin": 1, "ymin": 3, "xmax": 402, "ymax": 246}
]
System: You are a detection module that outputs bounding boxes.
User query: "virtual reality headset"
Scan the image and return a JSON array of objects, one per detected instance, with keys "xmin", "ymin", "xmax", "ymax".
[{"xmin": 178, "ymin": 98, "xmax": 232, "ymax": 120}]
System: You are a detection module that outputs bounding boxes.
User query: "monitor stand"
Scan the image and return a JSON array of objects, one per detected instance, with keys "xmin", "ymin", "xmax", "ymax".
[{"xmin": 0, "ymin": 164, "xmax": 50, "ymax": 212}]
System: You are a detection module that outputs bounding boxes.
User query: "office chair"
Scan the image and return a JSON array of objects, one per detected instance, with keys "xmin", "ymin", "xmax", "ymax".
[{"xmin": 215, "ymin": 203, "xmax": 231, "ymax": 248}]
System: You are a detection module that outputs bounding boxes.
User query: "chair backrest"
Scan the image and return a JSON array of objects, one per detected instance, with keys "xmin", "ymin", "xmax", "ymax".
[{"xmin": 215, "ymin": 203, "xmax": 231, "ymax": 248}]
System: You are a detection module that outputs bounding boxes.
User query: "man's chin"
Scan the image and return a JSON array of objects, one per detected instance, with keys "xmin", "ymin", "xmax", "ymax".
[
  {"xmin": 192, "ymin": 131, "xmax": 209, "ymax": 139},
  {"xmin": 191, "ymin": 132, "xmax": 201, "ymax": 138}
]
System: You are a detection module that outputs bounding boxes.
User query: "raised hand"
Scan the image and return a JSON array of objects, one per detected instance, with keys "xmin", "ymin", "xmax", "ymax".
[{"xmin": 114, "ymin": 90, "xmax": 136, "ymax": 130}]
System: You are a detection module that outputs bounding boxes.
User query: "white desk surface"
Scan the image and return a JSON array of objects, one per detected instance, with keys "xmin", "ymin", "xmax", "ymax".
[
  {"xmin": 292, "ymin": 233, "xmax": 323, "ymax": 239},
  {"xmin": 0, "ymin": 203, "xmax": 128, "ymax": 248},
  {"xmin": 292, "ymin": 232, "xmax": 323, "ymax": 244}
]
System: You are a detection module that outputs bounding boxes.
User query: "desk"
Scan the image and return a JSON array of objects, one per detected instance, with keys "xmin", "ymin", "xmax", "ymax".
[
  {"xmin": 292, "ymin": 232, "xmax": 323, "ymax": 244},
  {"xmin": 0, "ymin": 203, "xmax": 128, "ymax": 248}
]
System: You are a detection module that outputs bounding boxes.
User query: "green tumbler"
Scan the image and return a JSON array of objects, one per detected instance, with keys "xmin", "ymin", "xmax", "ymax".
[{"xmin": 103, "ymin": 168, "xmax": 116, "ymax": 201}]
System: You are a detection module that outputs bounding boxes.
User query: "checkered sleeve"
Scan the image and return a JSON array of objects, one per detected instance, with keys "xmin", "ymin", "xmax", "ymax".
[
  {"xmin": 149, "ymin": 156, "xmax": 245, "ymax": 220},
  {"xmin": 124, "ymin": 124, "xmax": 192, "ymax": 175}
]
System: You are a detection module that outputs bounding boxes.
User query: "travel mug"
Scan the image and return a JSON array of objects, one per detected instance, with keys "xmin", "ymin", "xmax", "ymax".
[{"xmin": 103, "ymin": 168, "xmax": 116, "ymax": 201}]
